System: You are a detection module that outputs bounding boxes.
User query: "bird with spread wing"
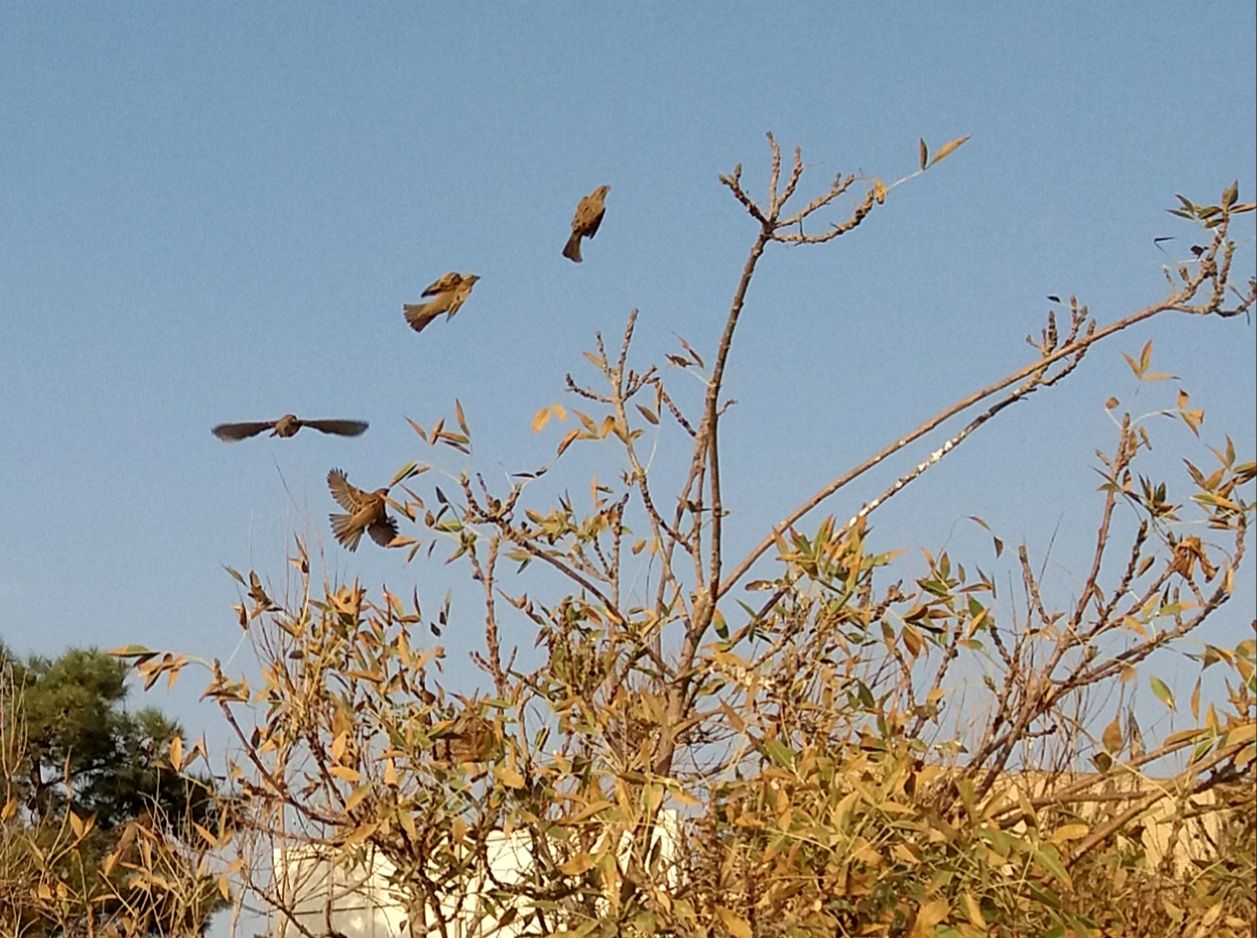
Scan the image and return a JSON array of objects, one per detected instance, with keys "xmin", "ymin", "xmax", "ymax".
[
  {"xmin": 326, "ymin": 468, "xmax": 398, "ymax": 551},
  {"xmin": 212, "ymin": 415, "xmax": 368, "ymax": 442}
]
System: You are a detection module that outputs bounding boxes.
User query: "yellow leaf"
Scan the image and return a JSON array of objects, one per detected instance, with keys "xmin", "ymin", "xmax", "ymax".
[
  {"xmin": 714, "ymin": 906, "xmax": 752, "ymax": 938},
  {"xmin": 1, "ymin": 798, "xmax": 16, "ymax": 821},
  {"xmin": 399, "ymin": 809, "xmax": 417, "ymax": 842},
  {"xmin": 1051, "ymin": 822, "xmax": 1090, "ymax": 844},
  {"xmin": 193, "ymin": 822, "xmax": 218, "ymax": 848},
  {"xmin": 559, "ymin": 799, "xmax": 614, "ymax": 826},
  {"xmin": 873, "ymin": 178, "xmax": 887, "ymax": 204},
  {"xmin": 1225, "ymin": 722, "xmax": 1256, "ymax": 747},
  {"xmin": 330, "ymin": 765, "xmax": 361, "ymax": 783},
  {"xmin": 531, "ymin": 407, "xmax": 551, "ymax": 433},
  {"xmin": 341, "ymin": 820, "xmax": 379, "ymax": 846},
  {"xmin": 927, "ymin": 134, "xmax": 970, "ymax": 167},
  {"xmin": 672, "ymin": 788, "xmax": 701, "ymax": 808},
  {"xmin": 893, "ymin": 843, "xmax": 920, "ymax": 865},
  {"xmin": 960, "ymin": 891, "xmax": 987, "ymax": 929},
  {"xmin": 1102, "ymin": 716, "xmax": 1124, "ymax": 754},
  {"xmin": 344, "ymin": 783, "xmax": 370, "ymax": 813},
  {"xmin": 556, "ymin": 428, "xmax": 581, "ymax": 457},
  {"xmin": 217, "ymin": 873, "xmax": 231, "ymax": 902},
  {"xmin": 560, "ymin": 851, "xmax": 597, "ymax": 875},
  {"xmin": 495, "ymin": 765, "xmax": 526, "ymax": 789},
  {"xmin": 835, "ymin": 789, "xmax": 860, "ymax": 829},
  {"xmin": 910, "ymin": 898, "xmax": 950, "ymax": 937}
]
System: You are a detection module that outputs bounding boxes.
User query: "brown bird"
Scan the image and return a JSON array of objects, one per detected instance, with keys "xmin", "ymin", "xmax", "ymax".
[
  {"xmin": 212, "ymin": 415, "xmax": 368, "ymax": 442},
  {"xmin": 327, "ymin": 469, "xmax": 398, "ymax": 551},
  {"xmin": 563, "ymin": 184, "xmax": 610, "ymax": 263},
  {"xmin": 403, "ymin": 272, "xmax": 480, "ymax": 334}
]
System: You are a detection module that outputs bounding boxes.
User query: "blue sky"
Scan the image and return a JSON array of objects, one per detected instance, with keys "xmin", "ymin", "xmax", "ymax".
[{"xmin": 2, "ymin": 2, "xmax": 1254, "ymax": 760}]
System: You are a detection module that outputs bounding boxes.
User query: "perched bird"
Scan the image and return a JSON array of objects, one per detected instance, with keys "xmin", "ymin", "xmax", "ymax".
[
  {"xmin": 212, "ymin": 415, "xmax": 368, "ymax": 442},
  {"xmin": 404, "ymin": 272, "xmax": 480, "ymax": 334},
  {"xmin": 563, "ymin": 184, "xmax": 610, "ymax": 263},
  {"xmin": 327, "ymin": 469, "xmax": 398, "ymax": 551}
]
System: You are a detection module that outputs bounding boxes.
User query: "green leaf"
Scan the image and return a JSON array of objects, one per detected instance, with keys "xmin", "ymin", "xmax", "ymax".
[
  {"xmin": 1034, "ymin": 843, "xmax": 1071, "ymax": 886},
  {"xmin": 1150, "ymin": 675, "xmax": 1176, "ymax": 711},
  {"xmin": 108, "ymin": 644, "xmax": 158, "ymax": 659},
  {"xmin": 762, "ymin": 738, "xmax": 795, "ymax": 768},
  {"xmin": 390, "ymin": 461, "xmax": 418, "ymax": 486}
]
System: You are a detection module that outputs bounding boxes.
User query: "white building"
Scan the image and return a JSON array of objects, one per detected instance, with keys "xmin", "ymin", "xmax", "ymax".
[{"xmin": 272, "ymin": 812, "xmax": 681, "ymax": 938}]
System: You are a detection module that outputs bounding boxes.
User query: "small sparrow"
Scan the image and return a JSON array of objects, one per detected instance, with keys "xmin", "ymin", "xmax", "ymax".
[
  {"xmin": 212, "ymin": 415, "xmax": 368, "ymax": 442},
  {"xmin": 563, "ymin": 184, "xmax": 610, "ymax": 263},
  {"xmin": 327, "ymin": 468, "xmax": 398, "ymax": 551},
  {"xmin": 404, "ymin": 273, "xmax": 480, "ymax": 334}
]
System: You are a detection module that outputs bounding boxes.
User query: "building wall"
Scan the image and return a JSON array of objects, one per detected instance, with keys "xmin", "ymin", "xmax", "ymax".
[{"xmin": 272, "ymin": 812, "xmax": 680, "ymax": 938}]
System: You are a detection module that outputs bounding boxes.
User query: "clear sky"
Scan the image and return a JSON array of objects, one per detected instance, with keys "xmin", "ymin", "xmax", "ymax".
[{"xmin": 2, "ymin": 3, "xmax": 1254, "ymax": 757}]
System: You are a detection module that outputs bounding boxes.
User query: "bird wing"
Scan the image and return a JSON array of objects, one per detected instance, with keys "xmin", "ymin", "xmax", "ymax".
[
  {"xmin": 573, "ymin": 189, "xmax": 607, "ymax": 235},
  {"xmin": 423, "ymin": 272, "xmax": 462, "ymax": 296},
  {"xmin": 327, "ymin": 469, "xmax": 369, "ymax": 511},
  {"xmin": 212, "ymin": 421, "xmax": 275, "ymax": 441},
  {"xmin": 445, "ymin": 281, "xmax": 476, "ymax": 319},
  {"xmin": 572, "ymin": 196, "xmax": 595, "ymax": 232},
  {"xmin": 367, "ymin": 514, "xmax": 399, "ymax": 547},
  {"xmin": 583, "ymin": 208, "xmax": 605, "ymax": 240},
  {"xmin": 306, "ymin": 420, "xmax": 369, "ymax": 438}
]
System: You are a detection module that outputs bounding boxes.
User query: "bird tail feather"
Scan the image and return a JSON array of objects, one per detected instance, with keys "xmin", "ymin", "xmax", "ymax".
[
  {"xmin": 329, "ymin": 513, "xmax": 363, "ymax": 551},
  {"xmin": 562, "ymin": 233, "xmax": 582, "ymax": 263},
  {"xmin": 404, "ymin": 302, "xmax": 438, "ymax": 333}
]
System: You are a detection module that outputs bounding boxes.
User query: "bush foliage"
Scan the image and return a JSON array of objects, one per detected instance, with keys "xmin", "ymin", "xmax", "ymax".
[{"xmin": 10, "ymin": 134, "xmax": 1254, "ymax": 937}]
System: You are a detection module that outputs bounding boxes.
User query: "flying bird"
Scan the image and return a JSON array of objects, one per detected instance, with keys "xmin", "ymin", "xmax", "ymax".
[
  {"xmin": 563, "ymin": 184, "xmax": 610, "ymax": 263},
  {"xmin": 212, "ymin": 415, "xmax": 368, "ymax": 442},
  {"xmin": 404, "ymin": 272, "xmax": 480, "ymax": 334},
  {"xmin": 327, "ymin": 469, "xmax": 398, "ymax": 552}
]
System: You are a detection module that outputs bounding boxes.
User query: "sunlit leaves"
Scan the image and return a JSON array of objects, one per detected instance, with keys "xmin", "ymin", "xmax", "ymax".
[
  {"xmin": 1122, "ymin": 340, "xmax": 1176, "ymax": 382},
  {"xmin": 714, "ymin": 906, "xmax": 753, "ymax": 938},
  {"xmin": 918, "ymin": 133, "xmax": 971, "ymax": 171},
  {"xmin": 1169, "ymin": 185, "xmax": 1255, "ymax": 224},
  {"xmin": 531, "ymin": 402, "xmax": 568, "ymax": 433}
]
